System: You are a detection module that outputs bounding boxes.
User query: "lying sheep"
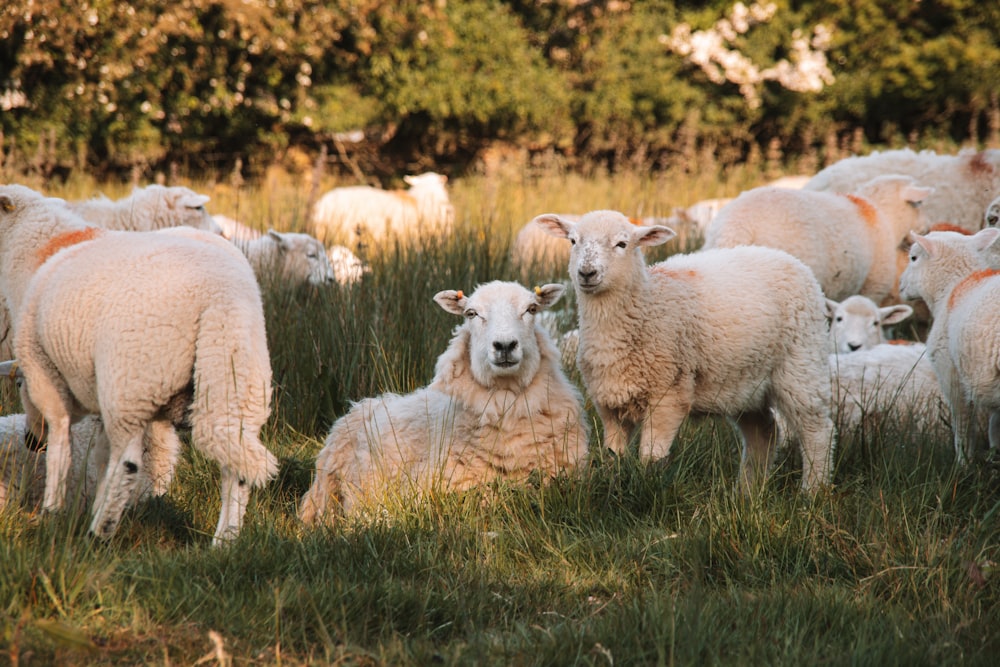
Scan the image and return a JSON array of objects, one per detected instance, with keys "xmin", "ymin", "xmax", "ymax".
[
  {"xmin": 0, "ymin": 184, "xmax": 277, "ymax": 545},
  {"xmin": 534, "ymin": 210, "xmax": 836, "ymax": 491},
  {"xmin": 69, "ymin": 184, "xmax": 221, "ymax": 233},
  {"xmin": 311, "ymin": 172, "xmax": 455, "ymax": 250},
  {"xmin": 0, "ymin": 413, "xmax": 166, "ymax": 511},
  {"xmin": 826, "ymin": 295, "xmax": 913, "ymax": 354},
  {"xmin": 804, "ymin": 148, "xmax": 1000, "ymax": 232},
  {"xmin": 298, "ymin": 281, "xmax": 591, "ymax": 524},
  {"xmin": 233, "ymin": 230, "xmax": 336, "ymax": 287},
  {"xmin": 899, "ymin": 227, "xmax": 1000, "ymax": 463},
  {"xmin": 704, "ymin": 175, "xmax": 932, "ymax": 304}
]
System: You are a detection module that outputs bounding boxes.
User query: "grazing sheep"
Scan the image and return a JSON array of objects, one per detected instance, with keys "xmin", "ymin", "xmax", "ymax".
[
  {"xmin": 898, "ymin": 227, "xmax": 1000, "ymax": 463},
  {"xmin": 828, "ymin": 342, "xmax": 950, "ymax": 440},
  {"xmin": 234, "ymin": 230, "xmax": 336, "ymax": 287},
  {"xmin": 985, "ymin": 194, "xmax": 1000, "ymax": 228},
  {"xmin": 513, "ymin": 214, "xmax": 674, "ymax": 280},
  {"xmin": 0, "ymin": 184, "xmax": 276, "ymax": 545},
  {"xmin": 534, "ymin": 210, "xmax": 836, "ymax": 491},
  {"xmin": 0, "ymin": 413, "xmax": 166, "ymax": 511},
  {"xmin": 69, "ymin": 184, "xmax": 221, "ymax": 233},
  {"xmin": 825, "ymin": 295, "xmax": 913, "ymax": 354},
  {"xmin": 704, "ymin": 175, "xmax": 932, "ymax": 304},
  {"xmin": 298, "ymin": 281, "xmax": 591, "ymax": 524},
  {"xmin": 804, "ymin": 148, "xmax": 1000, "ymax": 232},
  {"xmin": 311, "ymin": 172, "xmax": 455, "ymax": 249}
]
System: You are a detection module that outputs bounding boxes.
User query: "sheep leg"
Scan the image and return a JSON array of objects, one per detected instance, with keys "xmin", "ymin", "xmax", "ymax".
[
  {"xmin": 143, "ymin": 419, "xmax": 183, "ymax": 496},
  {"xmin": 638, "ymin": 399, "xmax": 688, "ymax": 462},
  {"xmin": 989, "ymin": 411, "xmax": 1000, "ymax": 452},
  {"xmin": 733, "ymin": 411, "xmax": 778, "ymax": 492},
  {"xmin": 213, "ymin": 467, "xmax": 250, "ymax": 547},
  {"xmin": 950, "ymin": 399, "xmax": 978, "ymax": 466},
  {"xmin": 594, "ymin": 403, "xmax": 632, "ymax": 456},
  {"xmin": 89, "ymin": 431, "xmax": 145, "ymax": 539},
  {"xmin": 16, "ymin": 371, "xmax": 74, "ymax": 512}
]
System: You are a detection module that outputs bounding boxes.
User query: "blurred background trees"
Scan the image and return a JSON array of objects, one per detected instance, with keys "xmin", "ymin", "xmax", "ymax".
[{"xmin": 1, "ymin": 0, "xmax": 998, "ymax": 182}]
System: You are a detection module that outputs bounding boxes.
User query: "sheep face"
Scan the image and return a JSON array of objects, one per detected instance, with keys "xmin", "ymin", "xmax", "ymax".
[
  {"xmin": 532, "ymin": 210, "xmax": 675, "ymax": 295},
  {"xmin": 267, "ymin": 231, "xmax": 336, "ymax": 286},
  {"xmin": 434, "ymin": 281, "xmax": 565, "ymax": 387},
  {"xmin": 900, "ymin": 228, "xmax": 1000, "ymax": 307},
  {"xmin": 986, "ymin": 195, "xmax": 1000, "ymax": 228},
  {"xmin": 144, "ymin": 185, "xmax": 215, "ymax": 233},
  {"xmin": 825, "ymin": 295, "xmax": 913, "ymax": 353}
]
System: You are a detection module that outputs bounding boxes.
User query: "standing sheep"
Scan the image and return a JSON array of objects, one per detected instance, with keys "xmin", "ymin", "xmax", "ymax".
[
  {"xmin": 298, "ymin": 281, "xmax": 590, "ymax": 524},
  {"xmin": 899, "ymin": 227, "xmax": 1000, "ymax": 464},
  {"xmin": 804, "ymin": 148, "xmax": 1000, "ymax": 232},
  {"xmin": 534, "ymin": 210, "xmax": 836, "ymax": 491},
  {"xmin": 69, "ymin": 184, "xmax": 221, "ymax": 233},
  {"xmin": 825, "ymin": 295, "xmax": 913, "ymax": 354},
  {"xmin": 311, "ymin": 172, "xmax": 455, "ymax": 250},
  {"xmin": 703, "ymin": 175, "xmax": 932, "ymax": 304},
  {"xmin": 0, "ymin": 184, "xmax": 277, "ymax": 545}
]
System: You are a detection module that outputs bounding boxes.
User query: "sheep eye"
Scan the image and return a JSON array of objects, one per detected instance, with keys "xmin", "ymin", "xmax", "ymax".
[
  {"xmin": 569, "ymin": 238, "xmax": 577, "ymax": 245},
  {"xmin": 835, "ymin": 316, "xmax": 843, "ymax": 322},
  {"xmin": 616, "ymin": 241, "xmax": 627, "ymax": 249},
  {"xmin": 464, "ymin": 309, "xmax": 477, "ymax": 320},
  {"xmin": 527, "ymin": 304, "xmax": 538, "ymax": 315}
]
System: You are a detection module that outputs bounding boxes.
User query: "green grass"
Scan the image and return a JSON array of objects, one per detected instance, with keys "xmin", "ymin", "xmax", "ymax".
[{"xmin": 1, "ymin": 166, "xmax": 998, "ymax": 665}]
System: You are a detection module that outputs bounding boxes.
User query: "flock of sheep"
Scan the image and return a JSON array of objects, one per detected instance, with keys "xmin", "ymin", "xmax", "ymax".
[{"xmin": 2, "ymin": 146, "xmax": 1000, "ymax": 544}]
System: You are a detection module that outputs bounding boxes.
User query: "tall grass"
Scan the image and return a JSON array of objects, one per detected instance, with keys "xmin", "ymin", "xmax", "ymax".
[{"xmin": 1, "ymin": 165, "xmax": 998, "ymax": 665}]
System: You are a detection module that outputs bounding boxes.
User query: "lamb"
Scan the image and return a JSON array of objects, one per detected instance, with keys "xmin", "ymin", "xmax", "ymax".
[
  {"xmin": 534, "ymin": 210, "xmax": 836, "ymax": 491},
  {"xmin": 898, "ymin": 226, "xmax": 1000, "ymax": 464},
  {"xmin": 69, "ymin": 184, "xmax": 222, "ymax": 233},
  {"xmin": 0, "ymin": 184, "xmax": 277, "ymax": 545},
  {"xmin": 0, "ymin": 413, "xmax": 162, "ymax": 511},
  {"xmin": 985, "ymin": 194, "xmax": 1000, "ymax": 228},
  {"xmin": 311, "ymin": 172, "xmax": 455, "ymax": 250},
  {"xmin": 233, "ymin": 230, "xmax": 336, "ymax": 287},
  {"xmin": 703, "ymin": 174, "xmax": 932, "ymax": 304},
  {"xmin": 804, "ymin": 148, "xmax": 1000, "ymax": 232},
  {"xmin": 825, "ymin": 295, "xmax": 913, "ymax": 354},
  {"xmin": 298, "ymin": 281, "xmax": 591, "ymax": 524}
]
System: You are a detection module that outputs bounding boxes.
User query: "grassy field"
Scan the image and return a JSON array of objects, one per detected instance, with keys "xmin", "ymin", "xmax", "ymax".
[{"xmin": 1, "ymin": 165, "xmax": 998, "ymax": 665}]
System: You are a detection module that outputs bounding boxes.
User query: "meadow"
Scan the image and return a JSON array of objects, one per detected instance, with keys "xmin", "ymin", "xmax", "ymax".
[{"xmin": 1, "ymin": 163, "xmax": 998, "ymax": 666}]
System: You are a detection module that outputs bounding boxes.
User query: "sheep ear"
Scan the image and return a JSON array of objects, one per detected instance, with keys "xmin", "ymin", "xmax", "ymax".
[
  {"xmin": 909, "ymin": 232, "xmax": 937, "ymax": 258},
  {"xmin": 434, "ymin": 290, "xmax": 467, "ymax": 316},
  {"xmin": 267, "ymin": 229, "xmax": 287, "ymax": 248},
  {"xmin": 972, "ymin": 226, "xmax": 1000, "ymax": 251},
  {"xmin": 633, "ymin": 225, "xmax": 676, "ymax": 247},
  {"xmin": 181, "ymin": 193, "xmax": 210, "ymax": 209},
  {"xmin": 533, "ymin": 283, "xmax": 565, "ymax": 310},
  {"xmin": 902, "ymin": 184, "xmax": 933, "ymax": 206},
  {"xmin": 878, "ymin": 304, "xmax": 913, "ymax": 326},
  {"xmin": 824, "ymin": 298, "xmax": 840, "ymax": 319},
  {"xmin": 531, "ymin": 214, "xmax": 574, "ymax": 239}
]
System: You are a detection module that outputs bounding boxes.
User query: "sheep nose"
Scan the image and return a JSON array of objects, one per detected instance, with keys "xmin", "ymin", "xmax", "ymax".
[
  {"xmin": 578, "ymin": 268, "xmax": 597, "ymax": 282},
  {"xmin": 848, "ymin": 343, "xmax": 862, "ymax": 352},
  {"xmin": 493, "ymin": 340, "xmax": 517, "ymax": 356}
]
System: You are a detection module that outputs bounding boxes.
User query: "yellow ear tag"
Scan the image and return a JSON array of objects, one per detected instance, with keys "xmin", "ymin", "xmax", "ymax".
[
  {"xmin": 7, "ymin": 362, "xmax": 18, "ymax": 380},
  {"xmin": 534, "ymin": 285, "xmax": 542, "ymax": 296},
  {"xmin": 456, "ymin": 290, "xmax": 464, "ymax": 299}
]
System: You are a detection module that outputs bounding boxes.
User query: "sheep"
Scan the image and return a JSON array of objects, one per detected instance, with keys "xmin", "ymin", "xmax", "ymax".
[
  {"xmin": 828, "ymin": 342, "xmax": 950, "ymax": 440},
  {"xmin": 825, "ymin": 295, "xmax": 913, "ymax": 354},
  {"xmin": 898, "ymin": 226, "xmax": 1000, "ymax": 464},
  {"xmin": 513, "ymin": 214, "xmax": 675, "ymax": 280},
  {"xmin": 703, "ymin": 174, "xmax": 932, "ymax": 304},
  {"xmin": 0, "ymin": 184, "xmax": 277, "ymax": 545},
  {"xmin": 233, "ymin": 230, "xmax": 336, "ymax": 287},
  {"xmin": 326, "ymin": 244, "xmax": 370, "ymax": 285},
  {"xmin": 985, "ymin": 194, "xmax": 1000, "ymax": 228},
  {"xmin": 804, "ymin": 148, "xmax": 1000, "ymax": 232},
  {"xmin": 212, "ymin": 214, "xmax": 262, "ymax": 241},
  {"xmin": 69, "ymin": 184, "xmax": 222, "ymax": 233},
  {"xmin": 298, "ymin": 281, "xmax": 591, "ymax": 524},
  {"xmin": 533, "ymin": 210, "xmax": 836, "ymax": 492},
  {"xmin": 311, "ymin": 172, "xmax": 455, "ymax": 250},
  {"xmin": 0, "ymin": 413, "xmax": 164, "ymax": 511}
]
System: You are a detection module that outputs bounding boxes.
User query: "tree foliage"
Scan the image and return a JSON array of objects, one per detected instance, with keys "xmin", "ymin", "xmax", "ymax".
[{"xmin": 1, "ymin": 0, "xmax": 998, "ymax": 179}]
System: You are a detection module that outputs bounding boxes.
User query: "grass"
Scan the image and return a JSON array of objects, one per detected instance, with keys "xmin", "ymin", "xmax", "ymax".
[{"xmin": 1, "ymin": 164, "xmax": 999, "ymax": 665}]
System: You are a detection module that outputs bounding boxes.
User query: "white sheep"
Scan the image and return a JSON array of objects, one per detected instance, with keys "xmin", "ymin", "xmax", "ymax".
[
  {"xmin": 0, "ymin": 184, "xmax": 277, "ymax": 545},
  {"xmin": 828, "ymin": 342, "xmax": 950, "ymax": 440},
  {"xmin": 326, "ymin": 244, "xmax": 370, "ymax": 285},
  {"xmin": 804, "ymin": 147, "xmax": 1000, "ymax": 232},
  {"xmin": 825, "ymin": 295, "xmax": 913, "ymax": 354},
  {"xmin": 69, "ymin": 184, "xmax": 221, "ymax": 233},
  {"xmin": 212, "ymin": 214, "xmax": 262, "ymax": 241},
  {"xmin": 298, "ymin": 281, "xmax": 591, "ymax": 524},
  {"xmin": 985, "ymin": 194, "xmax": 1000, "ymax": 228},
  {"xmin": 898, "ymin": 226, "xmax": 1000, "ymax": 463},
  {"xmin": 311, "ymin": 172, "xmax": 455, "ymax": 249},
  {"xmin": 704, "ymin": 175, "xmax": 932, "ymax": 304},
  {"xmin": 233, "ymin": 230, "xmax": 336, "ymax": 287},
  {"xmin": 0, "ymin": 413, "xmax": 167, "ymax": 511},
  {"xmin": 534, "ymin": 210, "xmax": 836, "ymax": 491}
]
